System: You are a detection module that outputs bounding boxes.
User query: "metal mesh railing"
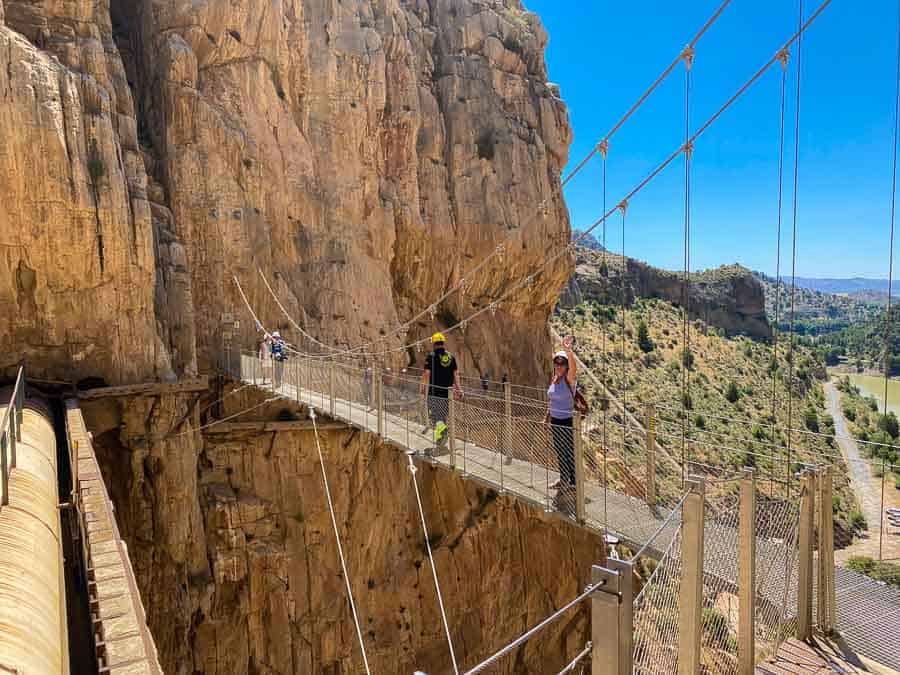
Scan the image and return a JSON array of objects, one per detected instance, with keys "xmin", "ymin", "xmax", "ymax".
[
  {"xmin": 633, "ymin": 516, "xmax": 684, "ymax": 673},
  {"xmin": 0, "ymin": 367, "xmax": 25, "ymax": 509}
]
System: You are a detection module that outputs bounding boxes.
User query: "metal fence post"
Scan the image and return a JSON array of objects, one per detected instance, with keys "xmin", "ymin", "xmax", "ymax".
[
  {"xmin": 449, "ymin": 394, "xmax": 457, "ymax": 468},
  {"xmin": 329, "ymin": 359, "xmax": 336, "ymax": 416},
  {"xmin": 376, "ymin": 369, "xmax": 384, "ymax": 438},
  {"xmin": 739, "ymin": 468, "xmax": 756, "ymax": 674},
  {"xmin": 645, "ymin": 404, "xmax": 657, "ymax": 508},
  {"xmin": 504, "ymin": 381, "xmax": 513, "ymax": 465},
  {"xmin": 1, "ymin": 432, "xmax": 8, "ymax": 507},
  {"xmin": 679, "ymin": 476, "xmax": 705, "ymax": 675},
  {"xmin": 817, "ymin": 466, "xmax": 835, "ymax": 635},
  {"xmin": 797, "ymin": 470, "xmax": 816, "ymax": 641},
  {"xmin": 592, "ymin": 559, "xmax": 634, "ymax": 675},
  {"xmin": 575, "ymin": 413, "xmax": 586, "ymax": 523}
]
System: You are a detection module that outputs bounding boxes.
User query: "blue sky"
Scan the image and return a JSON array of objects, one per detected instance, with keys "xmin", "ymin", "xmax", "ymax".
[{"xmin": 525, "ymin": 0, "xmax": 899, "ymax": 278}]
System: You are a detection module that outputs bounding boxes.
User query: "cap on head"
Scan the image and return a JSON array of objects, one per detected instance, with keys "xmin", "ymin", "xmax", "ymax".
[
  {"xmin": 553, "ymin": 350, "xmax": 568, "ymax": 364},
  {"xmin": 431, "ymin": 332, "xmax": 446, "ymax": 344},
  {"xmin": 272, "ymin": 331, "xmax": 281, "ymax": 338}
]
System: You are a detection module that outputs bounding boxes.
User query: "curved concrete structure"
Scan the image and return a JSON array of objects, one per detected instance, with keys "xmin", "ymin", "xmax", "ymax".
[{"xmin": 0, "ymin": 398, "xmax": 66, "ymax": 674}]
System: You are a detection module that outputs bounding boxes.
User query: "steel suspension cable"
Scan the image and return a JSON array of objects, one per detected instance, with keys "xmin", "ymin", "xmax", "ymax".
[
  {"xmin": 561, "ymin": 0, "xmax": 733, "ymax": 187},
  {"xmin": 463, "ymin": 583, "xmax": 602, "ymax": 674},
  {"xmin": 405, "ymin": 452, "xmax": 459, "ymax": 674},
  {"xmin": 770, "ymin": 51, "xmax": 790, "ymax": 499},
  {"xmin": 880, "ymin": 0, "xmax": 900, "ymax": 563},
  {"xmin": 310, "ymin": 409, "xmax": 372, "ymax": 674},
  {"xmin": 785, "ymin": 0, "xmax": 805, "ymax": 497},
  {"xmin": 680, "ymin": 48, "xmax": 694, "ymax": 486},
  {"xmin": 601, "ymin": 148, "xmax": 609, "ymax": 532},
  {"xmin": 619, "ymin": 203, "xmax": 628, "ymax": 492},
  {"xmin": 557, "ymin": 642, "xmax": 592, "ymax": 675}
]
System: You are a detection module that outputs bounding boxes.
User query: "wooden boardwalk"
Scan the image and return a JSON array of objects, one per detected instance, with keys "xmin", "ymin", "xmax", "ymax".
[{"xmin": 758, "ymin": 637, "xmax": 900, "ymax": 674}]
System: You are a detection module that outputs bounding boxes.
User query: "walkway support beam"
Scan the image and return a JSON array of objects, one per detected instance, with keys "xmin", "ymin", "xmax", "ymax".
[
  {"xmin": 592, "ymin": 559, "xmax": 634, "ymax": 675},
  {"xmin": 739, "ymin": 468, "xmax": 756, "ymax": 674},
  {"xmin": 797, "ymin": 470, "xmax": 816, "ymax": 641},
  {"xmin": 678, "ymin": 476, "xmax": 705, "ymax": 675}
]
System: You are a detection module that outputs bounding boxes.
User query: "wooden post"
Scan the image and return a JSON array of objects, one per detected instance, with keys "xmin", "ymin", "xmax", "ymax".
[
  {"xmin": 679, "ymin": 476, "xmax": 705, "ymax": 675},
  {"xmin": 329, "ymin": 359, "xmax": 336, "ymax": 416},
  {"xmin": 797, "ymin": 470, "xmax": 816, "ymax": 641},
  {"xmin": 739, "ymin": 468, "xmax": 756, "ymax": 674},
  {"xmin": 504, "ymin": 381, "xmax": 513, "ymax": 465},
  {"xmin": 449, "ymin": 394, "xmax": 457, "ymax": 468},
  {"xmin": 592, "ymin": 559, "xmax": 634, "ymax": 675},
  {"xmin": 575, "ymin": 413, "xmax": 586, "ymax": 523},
  {"xmin": 646, "ymin": 404, "xmax": 657, "ymax": 508},
  {"xmin": 817, "ymin": 466, "xmax": 835, "ymax": 635}
]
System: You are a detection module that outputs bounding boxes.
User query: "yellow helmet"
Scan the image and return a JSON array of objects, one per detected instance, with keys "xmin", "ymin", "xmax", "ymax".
[{"xmin": 431, "ymin": 332, "xmax": 446, "ymax": 344}]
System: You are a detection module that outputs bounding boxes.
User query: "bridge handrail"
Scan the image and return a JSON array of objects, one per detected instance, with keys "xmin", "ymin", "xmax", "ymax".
[{"xmin": 0, "ymin": 366, "xmax": 25, "ymax": 507}]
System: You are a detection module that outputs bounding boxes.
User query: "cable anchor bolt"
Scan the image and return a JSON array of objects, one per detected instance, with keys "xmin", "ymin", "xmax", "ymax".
[
  {"xmin": 617, "ymin": 199, "xmax": 629, "ymax": 215},
  {"xmin": 683, "ymin": 140, "xmax": 695, "ymax": 160},
  {"xmin": 597, "ymin": 139, "xmax": 610, "ymax": 160},
  {"xmin": 490, "ymin": 302, "xmax": 499, "ymax": 316},
  {"xmin": 776, "ymin": 47, "xmax": 790, "ymax": 70},
  {"xmin": 681, "ymin": 45, "xmax": 696, "ymax": 70}
]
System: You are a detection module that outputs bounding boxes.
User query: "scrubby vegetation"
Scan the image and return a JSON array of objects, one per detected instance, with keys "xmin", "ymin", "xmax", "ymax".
[
  {"xmin": 554, "ymin": 297, "xmax": 864, "ymax": 540},
  {"xmin": 846, "ymin": 556, "xmax": 900, "ymax": 589},
  {"xmin": 835, "ymin": 376, "xmax": 900, "ymax": 488}
]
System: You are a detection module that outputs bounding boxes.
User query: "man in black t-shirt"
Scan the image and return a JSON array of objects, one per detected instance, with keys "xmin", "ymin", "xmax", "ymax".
[{"xmin": 419, "ymin": 332, "xmax": 461, "ymax": 447}]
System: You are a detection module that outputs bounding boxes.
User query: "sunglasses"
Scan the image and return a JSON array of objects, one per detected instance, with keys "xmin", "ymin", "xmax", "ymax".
[{"xmin": 553, "ymin": 359, "xmax": 567, "ymax": 366}]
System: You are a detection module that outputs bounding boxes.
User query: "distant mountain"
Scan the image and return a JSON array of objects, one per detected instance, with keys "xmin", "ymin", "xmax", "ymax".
[
  {"xmin": 791, "ymin": 277, "xmax": 891, "ymax": 295},
  {"xmin": 753, "ymin": 272, "xmax": 883, "ymax": 337},
  {"xmin": 571, "ymin": 229, "xmax": 604, "ymax": 251}
]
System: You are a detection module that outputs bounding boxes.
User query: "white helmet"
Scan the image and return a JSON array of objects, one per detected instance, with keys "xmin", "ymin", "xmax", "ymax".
[
  {"xmin": 272, "ymin": 331, "xmax": 281, "ymax": 338},
  {"xmin": 553, "ymin": 350, "xmax": 568, "ymax": 361}
]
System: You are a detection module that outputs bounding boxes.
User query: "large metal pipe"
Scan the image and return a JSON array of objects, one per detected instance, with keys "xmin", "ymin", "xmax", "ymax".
[{"xmin": 0, "ymin": 396, "xmax": 66, "ymax": 673}]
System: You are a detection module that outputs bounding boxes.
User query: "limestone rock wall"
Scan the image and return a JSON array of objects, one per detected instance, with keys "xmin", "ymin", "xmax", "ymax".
[
  {"xmin": 0, "ymin": 7, "xmax": 173, "ymax": 384},
  {"xmin": 83, "ymin": 386, "xmax": 603, "ymax": 674},
  {"xmin": 1, "ymin": 0, "xmax": 572, "ymax": 386}
]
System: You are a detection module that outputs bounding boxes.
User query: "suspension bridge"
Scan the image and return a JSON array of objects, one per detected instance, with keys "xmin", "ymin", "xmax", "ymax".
[{"xmin": 3, "ymin": 0, "xmax": 900, "ymax": 672}]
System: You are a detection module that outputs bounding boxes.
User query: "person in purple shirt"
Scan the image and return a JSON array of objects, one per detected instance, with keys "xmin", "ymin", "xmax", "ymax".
[{"xmin": 545, "ymin": 335, "xmax": 577, "ymax": 510}]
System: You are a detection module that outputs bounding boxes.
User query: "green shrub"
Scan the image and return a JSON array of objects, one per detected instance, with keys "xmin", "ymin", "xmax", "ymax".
[
  {"xmin": 694, "ymin": 414, "xmax": 706, "ymax": 429},
  {"xmin": 682, "ymin": 348, "xmax": 695, "ymax": 370},
  {"xmin": 637, "ymin": 320, "xmax": 655, "ymax": 353},
  {"xmin": 846, "ymin": 556, "xmax": 900, "ymax": 589},
  {"xmin": 804, "ymin": 407, "xmax": 819, "ymax": 433},
  {"xmin": 849, "ymin": 509, "xmax": 867, "ymax": 531},
  {"xmin": 725, "ymin": 381, "xmax": 740, "ymax": 403}
]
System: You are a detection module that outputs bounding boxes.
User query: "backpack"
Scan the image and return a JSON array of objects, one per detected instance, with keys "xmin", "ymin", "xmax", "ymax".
[
  {"xmin": 564, "ymin": 379, "xmax": 589, "ymax": 415},
  {"xmin": 271, "ymin": 339, "xmax": 287, "ymax": 362}
]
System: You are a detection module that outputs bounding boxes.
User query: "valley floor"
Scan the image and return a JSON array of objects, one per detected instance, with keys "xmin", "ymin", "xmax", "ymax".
[{"xmin": 826, "ymin": 381, "xmax": 900, "ymax": 562}]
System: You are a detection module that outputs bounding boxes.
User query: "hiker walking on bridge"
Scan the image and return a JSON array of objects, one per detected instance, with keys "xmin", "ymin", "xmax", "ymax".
[
  {"xmin": 270, "ymin": 331, "xmax": 288, "ymax": 389},
  {"xmin": 546, "ymin": 336, "xmax": 577, "ymax": 512},
  {"xmin": 420, "ymin": 332, "xmax": 461, "ymax": 451}
]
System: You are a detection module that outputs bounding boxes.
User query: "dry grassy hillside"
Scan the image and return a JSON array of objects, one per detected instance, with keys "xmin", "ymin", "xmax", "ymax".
[{"xmin": 553, "ymin": 297, "xmax": 864, "ymax": 543}]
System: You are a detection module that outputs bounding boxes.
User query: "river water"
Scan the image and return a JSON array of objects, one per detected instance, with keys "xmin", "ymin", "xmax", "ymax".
[{"xmin": 843, "ymin": 373, "xmax": 900, "ymax": 417}]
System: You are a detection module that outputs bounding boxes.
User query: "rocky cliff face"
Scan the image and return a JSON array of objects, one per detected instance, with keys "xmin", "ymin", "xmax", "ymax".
[
  {"xmin": 0, "ymin": 0, "xmax": 572, "ymax": 386},
  {"xmin": 82, "ymin": 386, "xmax": 602, "ymax": 674},
  {"xmin": 562, "ymin": 248, "xmax": 772, "ymax": 339}
]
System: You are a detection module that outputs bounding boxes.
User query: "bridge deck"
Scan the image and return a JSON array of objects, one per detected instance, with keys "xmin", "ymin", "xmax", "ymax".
[{"xmin": 241, "ymin": 372, "xmax": 900, "ymax": 672}]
